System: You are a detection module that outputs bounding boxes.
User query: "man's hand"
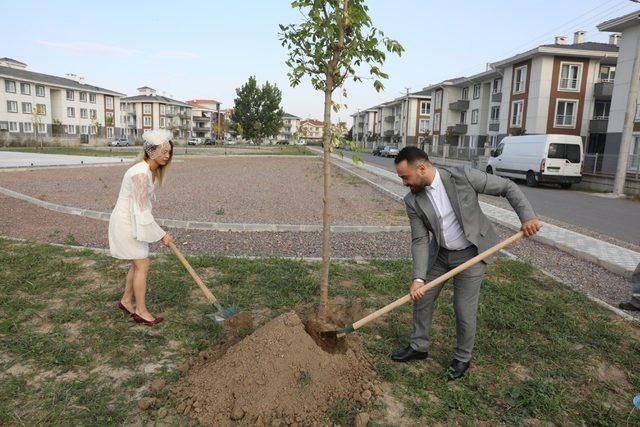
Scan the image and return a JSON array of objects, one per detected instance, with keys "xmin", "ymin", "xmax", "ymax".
[
  {"xmin": 410, "ymin": 280, "xmax": 426, "ymax": 301},
  {"xmin": 161, "ymin": 233, "xmax": 174, "ymax": 247},
  {"xmin": 521, "ymin": 219, "xmax": 542, "ymax": 237}
]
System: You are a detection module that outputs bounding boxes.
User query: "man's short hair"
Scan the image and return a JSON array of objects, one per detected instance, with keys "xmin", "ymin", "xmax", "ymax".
[{"xmin": 394, "ymin": 146, "xmax": 430, "ymax": 165}]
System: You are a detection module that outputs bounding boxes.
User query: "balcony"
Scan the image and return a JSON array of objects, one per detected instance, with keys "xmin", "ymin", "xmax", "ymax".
[
  {"xmin": 193, "ymin": 116, "xmax": 209, "ymax": 122},
  {"xmin": 491, "ymin": 92, "xmax": 502, "ymax": 103},
  {"xmin": 383, "ymin": 129, "xmax": 394, "ymax": 137},
  {"xmin": 488, "ymin": 122, "xmax": 500, "ymax": 132},
  {"xmin": 594, "ymin": 81, "xmax": 613, "ymax": 99},
  {"xmin": 384, "ymin": 115, "xmax": 395, "ymax": 123},
  {"xmin": 448, "ymin": 100, "xmax": 469, "ymax": 111},
  {"xmin": 357, "ymin": 122, "xmax": 364, "ymax": 127},
  {"xmin": 451, "ymin": 123, "xmax": 468, "ymax": 134},
  {"xmin": 589, "ymin": 116, "xmax": 609, "ymax": 133}
]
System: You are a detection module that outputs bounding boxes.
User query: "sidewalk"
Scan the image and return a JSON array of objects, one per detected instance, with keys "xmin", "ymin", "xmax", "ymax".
[
  {"xmin": 0, "ymin": 151, "xmax": 130, "ymax": 168},
  {"xmin": 309, "ymin": 147, "xmax": 640, "ymax": 278}
]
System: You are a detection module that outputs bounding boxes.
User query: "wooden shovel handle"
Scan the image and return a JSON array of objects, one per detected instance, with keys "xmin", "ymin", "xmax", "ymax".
[
  {"xmin": 350, "ymin": 231, "xmax": 525, "ymax": 332},
  {"xmin": 168, "ymin": 241, "xmax": 218, "ymax": 304}
]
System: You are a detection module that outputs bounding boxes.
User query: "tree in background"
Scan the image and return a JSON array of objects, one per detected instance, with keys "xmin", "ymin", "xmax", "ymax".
[
  {"xmin": 232, "ymin": 76, "xmax": 285, "ymax": 143},
  {"xmin": 280, "ymin": 0, "xmax": 403, "ymax": 319}
]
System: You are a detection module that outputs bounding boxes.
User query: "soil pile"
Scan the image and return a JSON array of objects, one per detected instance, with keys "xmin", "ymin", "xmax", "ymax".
[{"xmin": 172, "ymin": 311, "xmax": 378, "ymax": 425}]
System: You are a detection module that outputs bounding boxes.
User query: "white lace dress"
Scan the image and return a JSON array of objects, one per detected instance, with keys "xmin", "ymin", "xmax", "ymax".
[{"xmin": 108, "ymin": 161, "xmax": 166, "ymax": 259}]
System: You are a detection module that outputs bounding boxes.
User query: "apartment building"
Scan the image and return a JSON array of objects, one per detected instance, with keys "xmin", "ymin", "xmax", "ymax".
[
  {"xmin": 277, "ymin": 113, "xmax": 301, "ymax": 143},
  {"xmin": 187, "ymin": 99, "xmax": 224, "ymax": 140},
  {"xmin": 598, "ymin": 11, "xmax": 640, "ymax": 173},
  {"xmin": 425, "ymin": 32, "xmax": 618, "ymax": 151},
  {"xmin": 0, "ymin": 57, "xmax": 124, "ymax": 140},
  {"xmin": 300, "ymin": 119, "xmax": 324, "ymax": 142},
  {"xmin": 121, "ymin": 87, "xmax": 192, "ymax": 139},
  {"xmin": 351, "ymin": 107, "xmax": 378, "ymax": 148}
]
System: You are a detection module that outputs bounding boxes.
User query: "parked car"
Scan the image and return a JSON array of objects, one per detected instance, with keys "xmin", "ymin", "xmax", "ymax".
[
  {"xmin": 187, "ymin": 137, "xmax": 202, "ymax": 145},
  {"xmin": 203, "ymin": 138, "xmax": 214, "ymax": 145},
  {"xmin": 486, "ymin": 134, "xmax": 583, "ymax": 188},
  {"xmin": 109, "ymin": 138, "xmax": 131, "ymax": 147},
  {"xmin": 380, "ymin": 146, "xmax": 399, "ymax": 157},
  {"xmin": 295, "ymin": 140, "xmax": 307, "ymax": 146},
  {"xmin": 223, "ymin": 139, "xmax": 236, "ymax": 145},
  {"xmin": 372, "ymin": 145, "xmax": 385, "ymax": 156}
]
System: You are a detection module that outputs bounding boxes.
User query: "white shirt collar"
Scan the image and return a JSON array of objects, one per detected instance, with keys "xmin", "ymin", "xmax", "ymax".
[{"xmin": 425, "ymin": 169, "xmax": 441, "ymax": 192}]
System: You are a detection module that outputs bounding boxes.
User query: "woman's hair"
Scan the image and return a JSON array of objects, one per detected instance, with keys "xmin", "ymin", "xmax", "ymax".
[{"xmin": 135, "ymin": 140, "xmax": 174, "ymax": 186}]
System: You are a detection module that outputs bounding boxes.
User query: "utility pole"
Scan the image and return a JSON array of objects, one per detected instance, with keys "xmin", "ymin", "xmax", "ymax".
[{"xmin": 614, "ymin": 0, "xmax": 640, "ymax": 195}]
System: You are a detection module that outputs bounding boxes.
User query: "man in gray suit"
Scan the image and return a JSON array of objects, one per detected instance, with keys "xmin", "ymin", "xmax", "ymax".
[{"xmin": 391, "ymin": 146, "xmax": 542, "ymax": 380}]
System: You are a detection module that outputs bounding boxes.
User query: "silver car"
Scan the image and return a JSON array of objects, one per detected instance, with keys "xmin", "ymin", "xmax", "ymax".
[{"xmin": 381, "ymin": 146, "xmax": 399, "ymax": 157}]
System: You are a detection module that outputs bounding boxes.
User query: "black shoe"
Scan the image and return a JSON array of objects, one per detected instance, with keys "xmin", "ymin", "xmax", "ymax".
[
  {"xmin": 390, "ymin": 346, "xmax": 428, "ymax": 362},
  {"xmin": 619, "ymin": 301, "xmax": 640, "ymax": 311},
  {"xmin": 447, "ymin": 359, "xmax": 470, "ymax": 380}
]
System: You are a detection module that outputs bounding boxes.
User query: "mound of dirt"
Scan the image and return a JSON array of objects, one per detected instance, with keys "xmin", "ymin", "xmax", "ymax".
[{"xmin": 172, "ymin": 311, "xmax": 378, "ymax": 425}]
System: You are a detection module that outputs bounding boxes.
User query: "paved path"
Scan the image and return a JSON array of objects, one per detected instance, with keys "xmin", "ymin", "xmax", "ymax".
[
  {"xmin": 310, "ymin": 147, "xmax": 640, "ymax": 278},
  {"xmin": 338, "ymin": 150, "xmax": 640, "ymax": 246},
  {"xmin": 0, "ymin": 151, "xmax": 130, "ymax": 168}
]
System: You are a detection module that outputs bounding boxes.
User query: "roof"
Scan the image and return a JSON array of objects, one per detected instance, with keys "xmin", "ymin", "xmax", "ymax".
[
  {"xmin": 137, "ymin": 86, "xmax": 154, "ymax": 90},
  {"xmin": 188, "ymin": 98, "xmax": 221, "ymax": 105},
  {"xmin": 0, "ymin": 65, "xmax": 125, "ymax": 96},
  {"xmin": 301, "ymin": 119, "xmax": 323, "ymax": 126},
  {"xmin": 598, "ymin": 10, "xmax": 640, "ymax": 32},
  {"xmin": 422, "ymin": 76, "xmax": 468, "ymax": 92},
  {"xmin": 122, "ymin": 94, "xmax": 191, "ymax": 107},
  {"xmin": 491, "ymin": 42, "xmax": 618, "ymax": 68},
  {"xmin": 0, "ymin": 57, "xmax": 27, "ymax": 66},
  {"xmin": 284, "ymin": 112, "xmax": 301, "ymax": 119},
  {"xmin": 539, "ymin": 41, "xmax": 618, "ymax": 52}
]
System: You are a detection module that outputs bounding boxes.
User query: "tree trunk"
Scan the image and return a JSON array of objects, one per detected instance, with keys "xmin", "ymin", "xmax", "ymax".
[{"xmin": 319, "ymin": 80, "xmax": 334, "ymax": 321}]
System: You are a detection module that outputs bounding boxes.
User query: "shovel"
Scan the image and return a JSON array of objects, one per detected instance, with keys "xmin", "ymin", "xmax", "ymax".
[
  {"xmin": 168, "ymin": 241, "xmax": 240, "ymax": 324},
  {"xmin": 323, "ymin": 231, "xmax": 525, "ymax": 338}
]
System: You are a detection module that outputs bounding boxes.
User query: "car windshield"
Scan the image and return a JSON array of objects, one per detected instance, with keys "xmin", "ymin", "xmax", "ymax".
[{"xmin": 548, "ymin": 143, "xmax": 581, "ymax": 163}]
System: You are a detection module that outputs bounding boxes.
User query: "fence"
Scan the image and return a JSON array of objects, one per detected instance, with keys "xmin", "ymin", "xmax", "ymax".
[{"xmin": 583, "ymin": 153, "xmax": 640, "ymax": 179}]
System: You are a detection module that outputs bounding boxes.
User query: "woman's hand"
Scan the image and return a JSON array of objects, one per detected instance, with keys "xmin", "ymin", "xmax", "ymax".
[{"xmin": 161, "ymin": 233, "xmax": 174, "ymax": 247}]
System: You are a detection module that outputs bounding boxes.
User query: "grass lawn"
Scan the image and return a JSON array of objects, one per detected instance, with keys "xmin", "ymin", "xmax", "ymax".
[
  {"xmin": 0, "ymin": 237, "xmax": 638, "ymax": 425},
  {"xmin": 0, "ymin": 145, "xmax": 313, "ymax": 157},
  {"xmin": 0, "ymin": 146, "xmax": 137, "ymax": 157}
]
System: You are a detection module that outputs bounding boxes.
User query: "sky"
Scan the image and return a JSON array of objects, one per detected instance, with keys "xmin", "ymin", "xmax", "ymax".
[{"xmin": 1, "ymin": 0, "xmax": 636, "ymax": 124}]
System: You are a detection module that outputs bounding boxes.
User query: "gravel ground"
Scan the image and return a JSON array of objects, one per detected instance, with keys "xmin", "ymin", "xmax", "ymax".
[
  {"xmin": 0, "ymin": 195, "xmax": 410, "ymax": 259},
  {"xmin": 0, "ymin": 157, "xmax": 406, "ymax": 226}
]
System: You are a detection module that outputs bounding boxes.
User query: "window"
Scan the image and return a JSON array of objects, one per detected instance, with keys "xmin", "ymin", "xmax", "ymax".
[
  {"xmin": 89, "ymin": 93, "xmax": 96, "ymax": 103},
  {"xmin": 159, "ymin": 117, "xmax": 165, "ymax": 127},
  {"xmin": 594, "ymin": 101, "xmax": 610, "ymax": 119},
  {"xmin": 435, "ymin": 91, "xmax": 442, "ymax": 108},
  {"xmin": 559, "ymin": 63, "xmax": 582, "ymax": 91},
  {"xmin": 420, "ymin": 100, "xmax": 430, "ymax": 115},
  {"xmin": 37, "ymin": 123, "xmax": 46, "ymax": 133},
  {"xmin": 105, "ymin": 96, "xmax": 113, "ymax": 109},
  {"xmin": 80, "ymin": 92, "xmax": 87, "ymax": 102},
  {"xmin": 494, "ymin": 142, "xmax": 504, "ymax": 157},
  {"xmin": 460, "ymin": 111, "xmax": 467, "ymax": 124},
  {"xmin": 66, "ymin": 90, "xmax": 74, "ymax": 101},
  {"xmin": 90, "ymin": 126, "xmax": 97, "ymax": 135},
  {"xmin": 80, "ymin": 108, "xmax": 88, "ymax": 119},
  {"xmin": 81, "ymin": 125, "xmax": 88, "ymax": 134},
  {"xmin": 20, "ymin": 83, "xmax": 31, "ymax": 95},
  {"xmin": 90, "ymin": 109, "xmax": 97, "ymax": 119},
  {"xmin": 21, "ymin": 102, "xmax": 32, "ymax": 114},
  {"xmin": 107, "ymin": 127, "xmax": 114, "ymax": 137},
  {"xmin": 514, "ymin": 66, "xmax": 527, "ymax": 93},
  {"xmin": 7, "ymin": 101, "xmax": 18, "ymax": 113},
  {"xmin": 5, "ymin": 80, "xmax": 16, "ymax": 93},
  {"xmin": 434, "ymin": 112, "xmax": 441, "ymax": 130},
  {"xmin": 143, "ymin": 116, "xmax": 152, "ymax": 126},
  {"xmin": 67, "ymin": 107, "xmax": 75, "ymax": 118},
  {"xmin": 599, "ymin": 65, "xmax": 615, "ymax": 83},
  {"xmin": 492, "ymin": 78, "xmax": 502, "ymax": 94},
  {"xmin": 160, "ymin": 104, "xmax": 165, "ymax": 115},
  {"xmin": 490, "ymin": 106, "xmax": 500, "ymax": 123},
  {"xmin": 23, "ymin": 122, "xmax": 33, "ymax": 133},
  {"xmin": 548, "ymin": 143, "xmax": 581, "ymax": 163},
  {"xmin": 471, "ymin": 109, "xmax": 479, "ymax": 124},
  {"xmin": 36, "ymin": 85, "xmax": 45, "ymax": 97},
  {"xmin": 143, "ymin": 104, "xmax": 152, "ymax": 114},
  {"xmin": 106, "ymin": 111, "xmax": 114, "ymax": 120},
  {"xmin": 473, "ymin": 84, "xmax": 480, "ymax": 99},
  {"xmin": 461, "ymin": 87, "xmax": 469, "ymax": 100},
  {"xmin": 36, "ymin": 104, "xmax": 46, "ymax": 115},
  {"xmin": 9, "ymin": 122, "xmax": 18, "ymax": 132},
  {"xmin": 555, "ymin": 100, "xmax": 577, "ymax": 127},
  {"xmin": 511, "ymin": 100, "xmax": 523, "ymax": 127},
  {"xmin": 67, "ymin": 125, "xmax": 76, "ymax": 135},
  {"xmin": 419, "ymin": 119, "xmax": 429, "ymax": 133}
]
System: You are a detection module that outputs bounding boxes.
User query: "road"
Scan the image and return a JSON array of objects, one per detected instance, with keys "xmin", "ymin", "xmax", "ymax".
[{"xmin": 338, "ymin": 150, "xmax": 640, "ymax": 246}]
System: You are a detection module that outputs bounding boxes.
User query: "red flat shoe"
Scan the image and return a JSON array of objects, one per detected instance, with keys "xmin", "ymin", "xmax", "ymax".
[
  {"xmin": 117, "ymin": 302, "xmax": 134, "ymax": 316},
  {"xmin": 132, "ymin": 313, "xmax": 164, "ymax": 326}
]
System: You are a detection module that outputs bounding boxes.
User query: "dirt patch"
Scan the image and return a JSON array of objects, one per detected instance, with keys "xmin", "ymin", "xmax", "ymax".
[
  {"xmin": 509, "ymin": 363, "xmax": 533, "ymax": 381},
  {"xmin": 172, "ymin": 311, "xmax": 378, "ymax": 425},
  {"xmin": 594, "ymin": 360, "xmax": 631, "ymax": 390}
]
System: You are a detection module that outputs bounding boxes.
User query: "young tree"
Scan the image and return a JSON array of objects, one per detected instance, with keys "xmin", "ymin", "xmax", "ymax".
[
  {"xmin": 280, "ymin": 0, "xmax": 403, "ymax": 319},
  {"xmin": 232, "ymin": 76, "xmax": 285, "ymax": 143}
]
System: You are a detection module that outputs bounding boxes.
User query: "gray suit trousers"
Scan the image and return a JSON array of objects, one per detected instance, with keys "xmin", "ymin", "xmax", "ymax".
[{"xmin": 410, "ymin": 245, "xmax": 485, "ymax": 362}]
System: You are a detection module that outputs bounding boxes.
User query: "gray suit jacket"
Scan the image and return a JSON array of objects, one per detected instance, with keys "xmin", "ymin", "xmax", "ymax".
[{"xmin": 405, "ymin": 166, "xmax": 536, "ymax": 281}]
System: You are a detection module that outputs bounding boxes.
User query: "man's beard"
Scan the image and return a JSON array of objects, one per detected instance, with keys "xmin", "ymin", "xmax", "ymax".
[{"xmin": 409, "ymin": 183, "xmax": 426, "ymax": 194}]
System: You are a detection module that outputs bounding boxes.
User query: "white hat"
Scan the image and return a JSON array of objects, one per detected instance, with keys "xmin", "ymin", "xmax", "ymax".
[{"xmin": 142, "ymin": 129, "xmax": 173, "ymax": 146}]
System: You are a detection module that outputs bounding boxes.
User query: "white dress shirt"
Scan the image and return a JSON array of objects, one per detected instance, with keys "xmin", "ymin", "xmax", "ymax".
[{"xmin": 424, "ymin": 170, "xmax": 471, "ymax": 250}]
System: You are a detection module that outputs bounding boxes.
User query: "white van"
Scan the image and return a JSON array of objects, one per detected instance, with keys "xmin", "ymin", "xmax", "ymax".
[{"xmin": 486, "ymin": 134, "xmax": 583, "ymax": 189}]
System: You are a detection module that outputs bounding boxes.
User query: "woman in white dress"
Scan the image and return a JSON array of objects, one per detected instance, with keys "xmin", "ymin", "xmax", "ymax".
[{"xmin": 109, "ymin": 129, "xmax": 174, "ymax": 326}]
